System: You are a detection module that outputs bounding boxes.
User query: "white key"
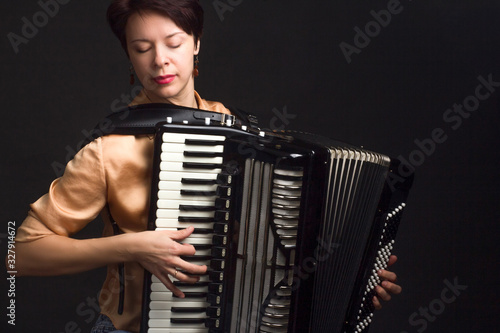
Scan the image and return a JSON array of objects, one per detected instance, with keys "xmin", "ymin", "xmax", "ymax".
[
  {"xmin": 151, "ymin": 284, "xmax": 209, "ymax": 294},
  {"xmin": 159, "ymin": 182, "xmax": 218, "ymax": 192},
  {"xmin": 152, "ymin": 275, "xmax": 209, "ymax": 284},
  {"xmin": 158, "ymin": 190, "xmax": 217, "ymax": 203},
  {"xmin": 149, "ymin": 328, "xmax": 208, "ymax": 333},
  {"xmin": 160, "ymin": 152, "xmax": 223, "ymax": 164},
  {"xmin": 155, "ymin": 200, "xmax": 214, "ymax": 209},
  {"xmin": 149, "ymin": 319, "xmax": 207, "ymax": 329},
  {"xmin": 149, "ymin": 319, "xmax": 208, "ymax": 330},
  {"xmin": 156, "ymin": 209, "xmax": 214, "ymax": 219},
  {"xmin": 160, "ymin": 162, "xmax": 222, "ymax": 174},
  {"xmin": 150, "ymin": 293, "xmax": 205, "ymax": 302},
  {"xmin": 150, "ymin": 301, "xmax": 209, "ymax": 310},
  {"xmin": 180, "ymin": 236, "xmax": 214, "ymax": 246},
  {"xmin": 157, "ymin": 191, "xmax": 217, "ymax": 201},
  {"xmin": 159, "ymin": 173, "xmax": 218, "ymax": 182},
  {"xmin": 155, "ymin": 228, "xmax": 213, "ymax": 236},
  {"xmin": 150, "ymin": 310, "xmax": 207, "ymax": 319},
  {"xmin": 161, "ymin": 144, "xmax": 224, "ymax": 153},
  {"xmin": 155, "ymin": 220, "xmax": 214, "ymax": 229},
  {"xmin": 162, "ymin": 133, "xmax": 226, "ymax": 143}
]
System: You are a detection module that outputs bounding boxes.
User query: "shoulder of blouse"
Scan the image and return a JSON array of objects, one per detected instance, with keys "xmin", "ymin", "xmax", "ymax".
[{"xmin": 16, "ymin": 137, "xmax": 108, "ymax": 241}]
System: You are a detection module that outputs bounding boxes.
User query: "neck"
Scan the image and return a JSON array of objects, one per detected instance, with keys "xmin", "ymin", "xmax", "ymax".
[{"xmin": 144, "ymin": 82, "xmax": 198, "ymax": 109}]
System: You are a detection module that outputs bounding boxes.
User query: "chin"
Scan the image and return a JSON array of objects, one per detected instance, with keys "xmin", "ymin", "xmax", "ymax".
[{"xmin": 150, "ymin": 86, "xmax": 181, "ymax": 102}]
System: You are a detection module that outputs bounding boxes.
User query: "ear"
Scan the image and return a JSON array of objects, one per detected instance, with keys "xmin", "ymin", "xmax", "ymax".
[{"xmin": 194, "ymin": 39, "xmax": 201, "ymax": 55}]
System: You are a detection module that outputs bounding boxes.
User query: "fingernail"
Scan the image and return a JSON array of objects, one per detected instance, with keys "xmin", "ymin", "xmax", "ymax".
[
  {"xmin": 382, "ymin": 281, "xmax": 388, "ymax": 287},
  {"xmin": 378, "ymin": 270, "xmax": 383, "ymax": 275}
]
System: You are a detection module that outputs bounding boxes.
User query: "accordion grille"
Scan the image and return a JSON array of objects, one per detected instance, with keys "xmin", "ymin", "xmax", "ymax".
[{"xmin": 230, "ymin": 159, "xmax": 304, "ymax": 333}]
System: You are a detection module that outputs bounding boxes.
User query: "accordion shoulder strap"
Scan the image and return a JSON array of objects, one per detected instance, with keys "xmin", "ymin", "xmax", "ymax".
[{"xmin": 94, "ymin": 103, "xmax": 259, "ymax": 137}]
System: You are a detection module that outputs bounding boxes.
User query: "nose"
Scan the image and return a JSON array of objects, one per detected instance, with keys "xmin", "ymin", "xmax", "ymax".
[{"xmin": 153, "ymin": 44, "xmax": 170, "ymax": 68}]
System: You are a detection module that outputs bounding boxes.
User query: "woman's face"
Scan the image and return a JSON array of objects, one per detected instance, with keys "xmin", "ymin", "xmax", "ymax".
[{"xmin": 126, "ymin": 11, "xmax": 200, "ymax": 107}]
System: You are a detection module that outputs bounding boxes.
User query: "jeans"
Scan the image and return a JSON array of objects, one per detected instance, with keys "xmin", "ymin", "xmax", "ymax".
[{"xmin": 90, "ymin": 313, "xmax": 132, "ymax": 333}]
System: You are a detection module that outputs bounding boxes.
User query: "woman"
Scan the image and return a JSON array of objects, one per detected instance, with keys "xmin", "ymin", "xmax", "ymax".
[{"xmin": 10, "ymin": 1, "xmax": 401, "ymax": 332}]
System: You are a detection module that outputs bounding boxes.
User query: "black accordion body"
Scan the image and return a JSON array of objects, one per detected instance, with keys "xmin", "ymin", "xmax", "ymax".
[{"xmin": 135, "ymin": 109, "xmax": 413, "ymax": 333}]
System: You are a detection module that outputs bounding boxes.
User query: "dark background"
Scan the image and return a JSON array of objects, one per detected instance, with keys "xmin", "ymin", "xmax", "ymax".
[{"xmin": 1, "ymin": 0, "xmax": 499, "ymax": 332}]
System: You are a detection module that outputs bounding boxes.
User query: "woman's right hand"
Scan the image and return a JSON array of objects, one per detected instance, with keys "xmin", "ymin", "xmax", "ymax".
[{"xmin": 130, "ymin": 226, "xmax": 207, "ymax": 298}]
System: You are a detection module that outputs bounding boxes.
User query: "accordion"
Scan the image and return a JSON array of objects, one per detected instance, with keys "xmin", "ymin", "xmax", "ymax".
[{"xmin": 137, "ymin": 110, "xmax": 413, "ymax": 333}]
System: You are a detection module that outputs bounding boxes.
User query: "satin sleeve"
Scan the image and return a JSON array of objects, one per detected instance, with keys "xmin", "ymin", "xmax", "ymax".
[{"xmin": 16, "ymin": 138, "xmax": 107, "ymax": 242}]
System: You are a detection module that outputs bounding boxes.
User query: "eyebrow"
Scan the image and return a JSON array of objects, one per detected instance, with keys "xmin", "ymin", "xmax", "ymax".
[{"xmin": 130, "ymin": 31, "xmax": 185, "ymax": 43}]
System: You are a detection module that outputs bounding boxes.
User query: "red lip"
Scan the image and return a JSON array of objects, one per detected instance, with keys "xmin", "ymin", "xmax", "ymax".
[{"xmin": 154, "ymin": 75, "xmax": 175, "ymax": 85}]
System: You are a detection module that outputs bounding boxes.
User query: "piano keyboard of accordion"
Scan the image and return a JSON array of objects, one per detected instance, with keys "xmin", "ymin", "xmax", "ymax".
[{"xmin": 140, "ymin": 122, "xmax": 413, "ymax": 333}]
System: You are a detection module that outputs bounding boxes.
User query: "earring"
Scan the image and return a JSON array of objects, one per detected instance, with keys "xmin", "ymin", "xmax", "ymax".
[
  {"xmin": 129, "ymin": 64, "xmax": 135, "ymax": 85},
  {"xmin": 193, "ymin": 55, "xmax": 199, "ymax": 77}
]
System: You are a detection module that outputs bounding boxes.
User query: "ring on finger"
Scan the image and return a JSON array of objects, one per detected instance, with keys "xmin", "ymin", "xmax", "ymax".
[{"xmin": 174, "ymin": 269, "xmax": 178, "ymax": 278}]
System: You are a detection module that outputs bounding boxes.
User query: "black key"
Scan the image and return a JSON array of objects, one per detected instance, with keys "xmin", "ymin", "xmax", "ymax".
[
  {"xmin": 178, "ymin": 217, "xmax": 214, "ymax": 223},
  {"xmin": 183, "ymin": 162, "xmax": 223, "ymax": 170},
  {"xmin": 182, "ymin": 178, "xmax": 217, "ymax": 185},
  {"xmin": 179, "ymin": 205, "xmax": 215, "ymax": 212},
  {"xmin": 206, "ymin": 318, "xmax": 221, "ymax": 329},
  {"xmin": 184, "ymin": 151, "xmax": 223, "ymax": 158},
  {"xmin": 216, "ymin": 186, "xmax": 232, "ymax": 198},
  {"xmin": 210, "ymin": 260, "xmax": 225, "ymax": 270},
  {"xmin": 217, "ymin": 174, "xmax": 232, "ymax": 185},
  {"xmin": 206, "ymin": 306, "xmax": 221, "ymax": 317},
  {"xmin": 208, "ymin": 283, "xmax": 223, "ymax": 294},
  {"xmin": 213, "ymin": 223, "xmax": 228, "ymax": 234},
  {"xmin": 211, "ymin": 247, "xmax": 226, "ymax": 258},
  {"xmin": 174, "ymin": 292, "xmax": 207, "ymax": 298},
  {"xmin": 171, "ymin": 307, "xmax": 206, "ymax": 313},
  {"xmin": 212, "ymin": 235, "xmax": 227, "ymax": 246},
  {"xmin": 181, "ymin": 255, "xmax": 212, "ymax": 261},
  {"xmin": 193, "ymin": 244, "xmax": 212, "ymax": 250},
  {"xmin": 209, "ymin": 271, "xmax": 224, "ymax": 283},
  {"xmin": 207, "ymin": 293, "xmax": 221, "ymax": 305},
  {"xmin": 185, "ymin": 139, "xmax": 224, "ymax": 146},
  {"xmin": 181, "ymin": 190, "xmax": 217, "ymax": 196},
  {"xmin": 215, "ymin": 198, "xmax": 231, "ymax": 210},
  {"xmin": 182, "ymin": 228, "xmax": 212, "ymax": 235},
  {"xmin": 171, "ymin": 318, "xmax": 206, "ymax": 324},
  {"xmin": 214, "ymin": 211, "xmax": 230, "ymax": 222}
]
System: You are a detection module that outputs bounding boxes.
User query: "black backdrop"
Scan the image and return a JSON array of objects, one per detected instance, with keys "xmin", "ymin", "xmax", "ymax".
[{"xmin": 1, "ymin": 1, "xmax": 499, "ymax": 332}]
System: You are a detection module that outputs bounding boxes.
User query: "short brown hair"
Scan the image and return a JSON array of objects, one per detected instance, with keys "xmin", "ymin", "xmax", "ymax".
[{"xmin": 107, "ymin": 0, "xmax": 204, "ymax": 56}]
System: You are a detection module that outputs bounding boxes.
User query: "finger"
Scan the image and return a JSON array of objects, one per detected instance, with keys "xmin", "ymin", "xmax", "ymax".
[
  {"xmin": 378, "ymin": 269, "xmax": 397, "ymax": 282},
  {"xmin": 387, "ymin": 255, "xmax": 398, "ymax": 267},
  {"xmin": 375, "ymin": 285, "xmax": 392, "ymax": 302},
  {"xmin": 173, "ymin": 269, "xmax": 201, "ymax": 284},
  {"xmin": 381, "ymin": 280, "xmax": 402, "ymax": 295},
  {"xmin": 176, "ymin": 242, "xmax": 197, "ymax": 256},
  {"xmin": 157, "ymin": 271, "xmax": 185, "ymax": 298},
  {"xmin": 172, "ymin": 257, "xmax": 208, "ymax": 275},
  {"xmin": 372, "ymin": 295, "xmax": 382, "ymax": 310},
  {"xmin": 168, "ymin": 226, "xmax": 195, "ymax": 241}
]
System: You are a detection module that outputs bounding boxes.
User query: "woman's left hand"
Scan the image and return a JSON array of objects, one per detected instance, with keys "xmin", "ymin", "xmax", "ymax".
[{"xmin": 373, "ymin": 255, "xmax": 402, "ymax": 310}]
